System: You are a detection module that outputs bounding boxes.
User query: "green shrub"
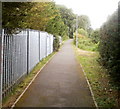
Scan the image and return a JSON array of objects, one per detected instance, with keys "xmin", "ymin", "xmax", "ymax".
[
  {"xmin": 62, "ymin": 35, "xmax": 69, "ymax": 41},
  {"xmin": 53, "ymin": 35, "xmax": 60, "ymax": 51},
  {"xmin": 78, "ymin": 28, "xmax": 88, "ymax": 37},
  {"xmin": 99, "ymin": 9, "xmax": 120, "ymax": 89},
  {"xmin": 91, "ymin": 29, "xmax": 100, "ymax": 44},
  {"xmin": 77, "ymin": 37, "xmax": 98, "ymax": 52}
]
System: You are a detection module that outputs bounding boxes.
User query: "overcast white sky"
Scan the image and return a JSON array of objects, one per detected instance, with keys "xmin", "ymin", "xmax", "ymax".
[{"xmin": 54, "ymin": 0, "xmax": 119, "ymax": 29}]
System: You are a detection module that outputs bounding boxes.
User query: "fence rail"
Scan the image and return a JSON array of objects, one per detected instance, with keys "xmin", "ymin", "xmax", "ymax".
[{"xmin": 0, "ymin": 29, "xmax": 53, "ymax": 107}]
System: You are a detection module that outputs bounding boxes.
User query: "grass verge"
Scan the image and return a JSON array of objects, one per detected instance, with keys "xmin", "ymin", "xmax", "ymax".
[
  {"xmin": 3, "ymin": 52, "xmax": 55, "ymax": 107},
  {"xmin": 73, "ymin": 45, "xmax": 118, "ymax": 108}
]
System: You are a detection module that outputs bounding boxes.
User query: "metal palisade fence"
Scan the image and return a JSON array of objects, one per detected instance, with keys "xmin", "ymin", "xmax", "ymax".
[{"xmin": 0, "ymin": 29, "xmax": 53, "ymax": 107}]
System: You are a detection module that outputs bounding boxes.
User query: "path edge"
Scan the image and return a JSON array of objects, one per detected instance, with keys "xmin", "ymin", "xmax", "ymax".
[
  {"xmin": 11, "ymin": 52, "xmax": 56, "ymax": 109},
  {"xmin": 72, "ymin": 43, "xmax": 99, "ymax": 109},
  {"xmin": 79, "ymin": 63, "xmax": 99, "ymax": 109}
]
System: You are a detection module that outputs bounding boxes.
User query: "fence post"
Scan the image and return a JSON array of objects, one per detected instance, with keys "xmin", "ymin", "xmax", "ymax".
[
  {"xmin": 0, "ymin": 29, "xmax": 4, "ymax": 108},
  {"xmin": 27, "ymin": 29, "xmax": 29, "ymax": 75},
  {"xmin": 0, "ymin": 2, "xmax": 2, "ymax": 108},
  {"xmin": 46, "ymin": 34, "xmax": 48, "ymax": 57},
  {"xmin": 39, "ymin": 31, "xmax": 40, "ymax": 61}
]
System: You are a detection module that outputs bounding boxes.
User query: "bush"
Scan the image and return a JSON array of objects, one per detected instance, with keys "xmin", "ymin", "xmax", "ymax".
[
  {"xmin": 78, "ymin": 28, "xmax": 88, "ymax": 37},
  {"xmin": 53, "ymin": 35, "xmax": 60, "ymax": 51},
  {"xmin": 91, "ymin": 29, "xmax": 100, "ymax": 44},
  {"xmin": 77, "ymin": 37, "xmax": 98, "ymax": 52},
  {"xmin": 62, "ymin": 35, "xmax": 69, "ymax": 41},
  {"xmin": 99, "ymin": 9, "xmax": 120, "ymax": 88}
]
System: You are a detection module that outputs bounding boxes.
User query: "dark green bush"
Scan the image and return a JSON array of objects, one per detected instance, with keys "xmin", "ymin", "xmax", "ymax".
[
  {"xmin": 99, "ymin": 9, "xmax": 120, "ymax": 89},
  {"xmin": 91, "ymin": 29, "xmax": 100, "ymax": 44},
  {"xmin": 53, "ymin": 35, "xmax": 60, "ymax": 51}
]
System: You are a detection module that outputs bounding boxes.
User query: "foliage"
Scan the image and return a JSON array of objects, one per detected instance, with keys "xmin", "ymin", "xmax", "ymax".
[
  {"xmin": 45, "ymin": 13, "xmax": 67, "ymax": 36},
  {"xmin": 62, "ymin": 35, "xmax": 69, "ymax": 41},
  {"xmin": 26, "ymin": 2, "xmax": 57, "ymax": 31},
  {"xmin": 87, "ymin": 27, "xmax": 94, "ymax": 37},
  {"xmin": 2, "ymin": 2, "xmax": 34, "ymax": 31},
  {"xmin": 77, "ymin": 28, "xmax": 88, "ymax": 37},
  {"xmin": 78, "ymin": 37, "xmax": 98, "ymax": 51},
  {"xmin": 99, "ymin": 9, "xmax": 120, "ymax": 89},
  {"xmin": 91, "ymin": 29, "xmax": 100, "ymax": 44},
  {"xmin": 78, "ymin": 15, "xmax": 91, "ymax": 33},
  {"xmin": 53, "ymin": 36, "xmax": 60, "ymax": 51},
  {"xmin": 57, "ymin": 5, "xmax": 76, "ymax": 38},
  {"xmin": 74, "ymin": 32, "xmax": 98, "ymax": 52},
  {"xmin": 2, "ymin": 2, "xmax": 68, "ymax": 36}
]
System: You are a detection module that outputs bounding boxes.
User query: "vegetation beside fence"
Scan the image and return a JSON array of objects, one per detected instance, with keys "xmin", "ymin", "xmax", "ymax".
[{"xmin": 53, "ymin": 36, "xmax": 60, "ymax": 52}]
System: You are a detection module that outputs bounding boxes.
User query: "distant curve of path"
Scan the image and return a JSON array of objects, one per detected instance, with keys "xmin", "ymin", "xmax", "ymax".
[{"xmin": 15, "ymin": 39, "xmax": 95, "ymax": 107}]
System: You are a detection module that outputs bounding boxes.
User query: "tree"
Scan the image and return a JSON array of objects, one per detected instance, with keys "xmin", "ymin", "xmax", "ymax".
[
  {"xmin": 45, "ymin": 3, "xmax": 67, "ymax": 36},
  {"xmin": 2, "ymin": 2, "xmax": 67, "ymax": 36},
  {"xmin": 78, "ymin": 15, "xmax": 91, "ymax": 33},
  {"xmin": 2, "ymin": 2, "xmax": 34, "ymax": 31},
  {"xmin": 25, "ymin": 2, "xmax": 57, "ymax": 31},
  {"xmin": 56, "ymin": 5, "xmax": 76, "ymax": 38},
  {"xmin": 87, "ymin": 27, "xmax": 94, "ymax": 37}
]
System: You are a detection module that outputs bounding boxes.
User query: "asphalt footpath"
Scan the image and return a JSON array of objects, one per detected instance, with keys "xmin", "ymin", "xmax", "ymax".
[{"xmin": 15, "ymin": 39, "xmax": 95, "ymax": 107}]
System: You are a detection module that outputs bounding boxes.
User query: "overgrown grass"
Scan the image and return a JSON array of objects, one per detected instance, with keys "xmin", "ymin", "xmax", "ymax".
[
  {"xmin": 73, "ymin": 45, "xmax": 118, "ymax": 108},
  {"xmin": 3, "ymin": 52, "xmax": 55, "ymax": 107},
  {"xmin": 76, "ymin": 36, "xmax": 99, "ymax": 52}
]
